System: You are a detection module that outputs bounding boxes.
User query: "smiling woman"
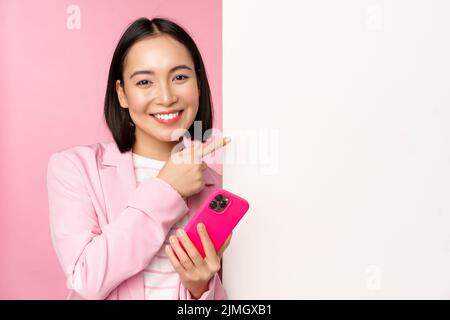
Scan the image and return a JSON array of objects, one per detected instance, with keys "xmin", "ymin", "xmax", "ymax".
[
  {"xmin": 104, "ymin": 18, "xmax": 214, "ymax": 159},
  {"xmin": 47, "ymin": 17, "xmax": 230, "ymax": 301}
]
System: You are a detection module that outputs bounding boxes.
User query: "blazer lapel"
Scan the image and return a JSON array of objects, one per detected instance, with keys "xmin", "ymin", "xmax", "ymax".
[{"xmin": 99, "ymin": 142, "xmax": 137, "ymax": 224}]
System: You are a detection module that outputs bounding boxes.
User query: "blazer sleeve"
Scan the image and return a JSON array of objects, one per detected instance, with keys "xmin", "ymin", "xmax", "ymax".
[{"xmin": 47, "ymin": 151, "xmax": 189, "ymax": 300}]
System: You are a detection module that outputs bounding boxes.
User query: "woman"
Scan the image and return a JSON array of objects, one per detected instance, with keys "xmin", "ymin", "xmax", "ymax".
[{"xmin": 47, "ymin": 17, "xmax": 231, "ymax": 300}]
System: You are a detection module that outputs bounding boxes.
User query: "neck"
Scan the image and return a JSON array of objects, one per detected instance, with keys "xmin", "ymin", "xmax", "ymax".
[{"xmin": 132, "ymin": 128, "xmax": 182, "ymax": 161}]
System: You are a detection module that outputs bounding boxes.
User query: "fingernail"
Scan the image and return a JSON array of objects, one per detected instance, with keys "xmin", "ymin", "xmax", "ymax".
[
  {"xmin": 177, "ymin": 229, "xmax": 184, "ymax": 237},
  {"xmin": 170, "ymin": 236, "xmax": 176, "ymax": 243},
  {"xmin": 224, "ymin": 137, "xmax": 231, "ymax": 144},
  {"xmin": 197, "ymin": 223, "xmax": 204, "ymax": 231}
]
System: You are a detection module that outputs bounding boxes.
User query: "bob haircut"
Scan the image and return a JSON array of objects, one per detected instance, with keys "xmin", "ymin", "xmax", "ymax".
[{"xmin": 104, "ymin": 17, "xmax": 214, "ymax": 153}]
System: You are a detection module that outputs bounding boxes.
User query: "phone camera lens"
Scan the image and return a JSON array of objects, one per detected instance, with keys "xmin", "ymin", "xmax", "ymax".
[
  {"xmin": 211, "ymin": 195, "xmax": 229, "ymax": 212},
  {"xmin": 209, "ymin": 201, "xmax": 217, "ymax": 209},
  {"xmin": 219, "ymin": 201, "xmax": 228, "ymax": 208}
]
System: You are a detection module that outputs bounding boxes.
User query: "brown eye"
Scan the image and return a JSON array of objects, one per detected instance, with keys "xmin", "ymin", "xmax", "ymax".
[
  {"xmin": 174, "ymin": 75, "xmax": 189, "ymax": 81},
  {"xmin": 137, "ymin": 80, "xmax": 152, "ymax": 86}
]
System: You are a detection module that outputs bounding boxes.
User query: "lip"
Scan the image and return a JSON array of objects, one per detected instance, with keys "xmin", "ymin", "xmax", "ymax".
[{"xmin": 149, "ymin": 109, "xmax": 183, "ymax": 125}]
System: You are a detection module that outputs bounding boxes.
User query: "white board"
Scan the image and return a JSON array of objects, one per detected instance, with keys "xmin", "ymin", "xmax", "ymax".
[{"xmin": 223, "ymin": 0, "xmax": 450, "ymax": 299}]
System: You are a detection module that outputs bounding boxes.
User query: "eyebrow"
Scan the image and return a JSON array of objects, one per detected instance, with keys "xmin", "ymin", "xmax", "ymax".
[{"xmin": 129, "ymin": 64, "xmax": 193, "ymax": 79}]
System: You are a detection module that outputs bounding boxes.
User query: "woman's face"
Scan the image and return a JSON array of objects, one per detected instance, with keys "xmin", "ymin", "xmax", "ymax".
[{"xmin": 116, "ymin": 34, "xmax": 200, "ymax": 142}]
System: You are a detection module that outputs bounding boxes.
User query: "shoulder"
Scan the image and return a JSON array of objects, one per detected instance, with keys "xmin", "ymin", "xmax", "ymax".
[{"xmin": 47, "ymin": 141, "xmax": 110, "ymax": 176}]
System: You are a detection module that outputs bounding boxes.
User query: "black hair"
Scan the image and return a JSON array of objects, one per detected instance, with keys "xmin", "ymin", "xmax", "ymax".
[{"xmin": 104, "ymin": 17, "xmax": 213, "ymax": 153}]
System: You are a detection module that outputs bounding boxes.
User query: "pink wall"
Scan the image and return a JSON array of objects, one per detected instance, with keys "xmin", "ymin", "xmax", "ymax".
[{"xmin": 0, "ymin": 0, "xmax": 222, "ymax": 299}]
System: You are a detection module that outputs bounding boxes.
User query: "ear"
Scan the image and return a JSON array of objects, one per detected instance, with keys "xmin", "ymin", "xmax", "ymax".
[{"xmin": 115, "ymin": 80, "xmax": 128, "ymax": 109}]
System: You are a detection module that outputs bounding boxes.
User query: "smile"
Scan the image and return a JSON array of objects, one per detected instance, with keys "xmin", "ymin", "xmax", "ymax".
[{"xmin": 149, "ymin": 110, "xmax": 183, "ymax": 125}]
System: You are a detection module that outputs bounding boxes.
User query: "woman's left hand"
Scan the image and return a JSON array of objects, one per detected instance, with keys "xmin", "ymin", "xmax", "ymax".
[{"xmin": 165, "ymin": 223, "xmax": 232, "ymax": 299}]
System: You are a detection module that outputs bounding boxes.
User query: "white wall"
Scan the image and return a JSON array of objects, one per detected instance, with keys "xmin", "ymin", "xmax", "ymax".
[{"xmin": 222, "ymin": 0, "xmax": 450, "ymax": 299}]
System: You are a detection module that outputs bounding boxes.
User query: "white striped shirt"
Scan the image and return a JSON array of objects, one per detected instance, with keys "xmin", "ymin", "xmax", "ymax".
[{"xmin": 132, "ymin": 152, "xmax": 189, "ymax": 300}]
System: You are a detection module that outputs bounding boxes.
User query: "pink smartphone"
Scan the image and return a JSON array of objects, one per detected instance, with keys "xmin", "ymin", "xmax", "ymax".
[{"xmin": 183, "ymin": 188, "xmax": 250, "ymax": 258}]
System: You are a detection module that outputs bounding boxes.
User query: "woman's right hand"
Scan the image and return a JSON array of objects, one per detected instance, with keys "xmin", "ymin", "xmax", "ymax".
[{"xmin": 157, "ymin": 137, "xmax": 231, "ymax": 198}]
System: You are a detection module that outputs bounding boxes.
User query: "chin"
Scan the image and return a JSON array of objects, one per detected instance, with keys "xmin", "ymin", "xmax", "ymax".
[{"xmin": 157, "ymin": 129, "xmax": 186, "ymax": 142}]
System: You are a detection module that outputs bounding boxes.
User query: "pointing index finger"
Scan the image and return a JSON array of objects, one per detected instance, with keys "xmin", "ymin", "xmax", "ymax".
[{"xmin": 199, "ymin": 137, "xmax": 231, "ymax": 159}]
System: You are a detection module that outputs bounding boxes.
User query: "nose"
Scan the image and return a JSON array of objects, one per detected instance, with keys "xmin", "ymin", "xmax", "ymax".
[{"xmin": 155, "ymin": 81, "xmax": 178, "ymax": 106}]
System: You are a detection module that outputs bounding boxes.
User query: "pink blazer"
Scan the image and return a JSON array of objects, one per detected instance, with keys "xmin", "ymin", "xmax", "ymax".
[{"xmin": 46, "ymin": 141, "xmax": 227, "ymax": 300}]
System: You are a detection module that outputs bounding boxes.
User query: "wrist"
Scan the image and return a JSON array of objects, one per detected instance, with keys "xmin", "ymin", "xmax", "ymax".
[{"xmin": 188, "ymin": 282, "xmax": 209, "ymax": 299}]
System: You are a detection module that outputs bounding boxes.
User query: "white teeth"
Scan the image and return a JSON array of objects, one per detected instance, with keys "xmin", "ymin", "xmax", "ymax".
[{"xmin": 153, "ymin": 111, "xmax": 180, "ymax": 120}]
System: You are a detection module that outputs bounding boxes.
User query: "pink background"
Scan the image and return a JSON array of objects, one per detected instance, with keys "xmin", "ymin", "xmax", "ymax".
[{"xmin": 0, "ymin": 0, "xmax": 222, "ymax": 299}]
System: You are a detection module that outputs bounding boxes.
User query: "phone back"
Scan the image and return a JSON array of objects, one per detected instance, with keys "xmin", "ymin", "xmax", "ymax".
[{"xmin": 183, "ymin": 188, "xmax": 249, "ymax": 257}]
